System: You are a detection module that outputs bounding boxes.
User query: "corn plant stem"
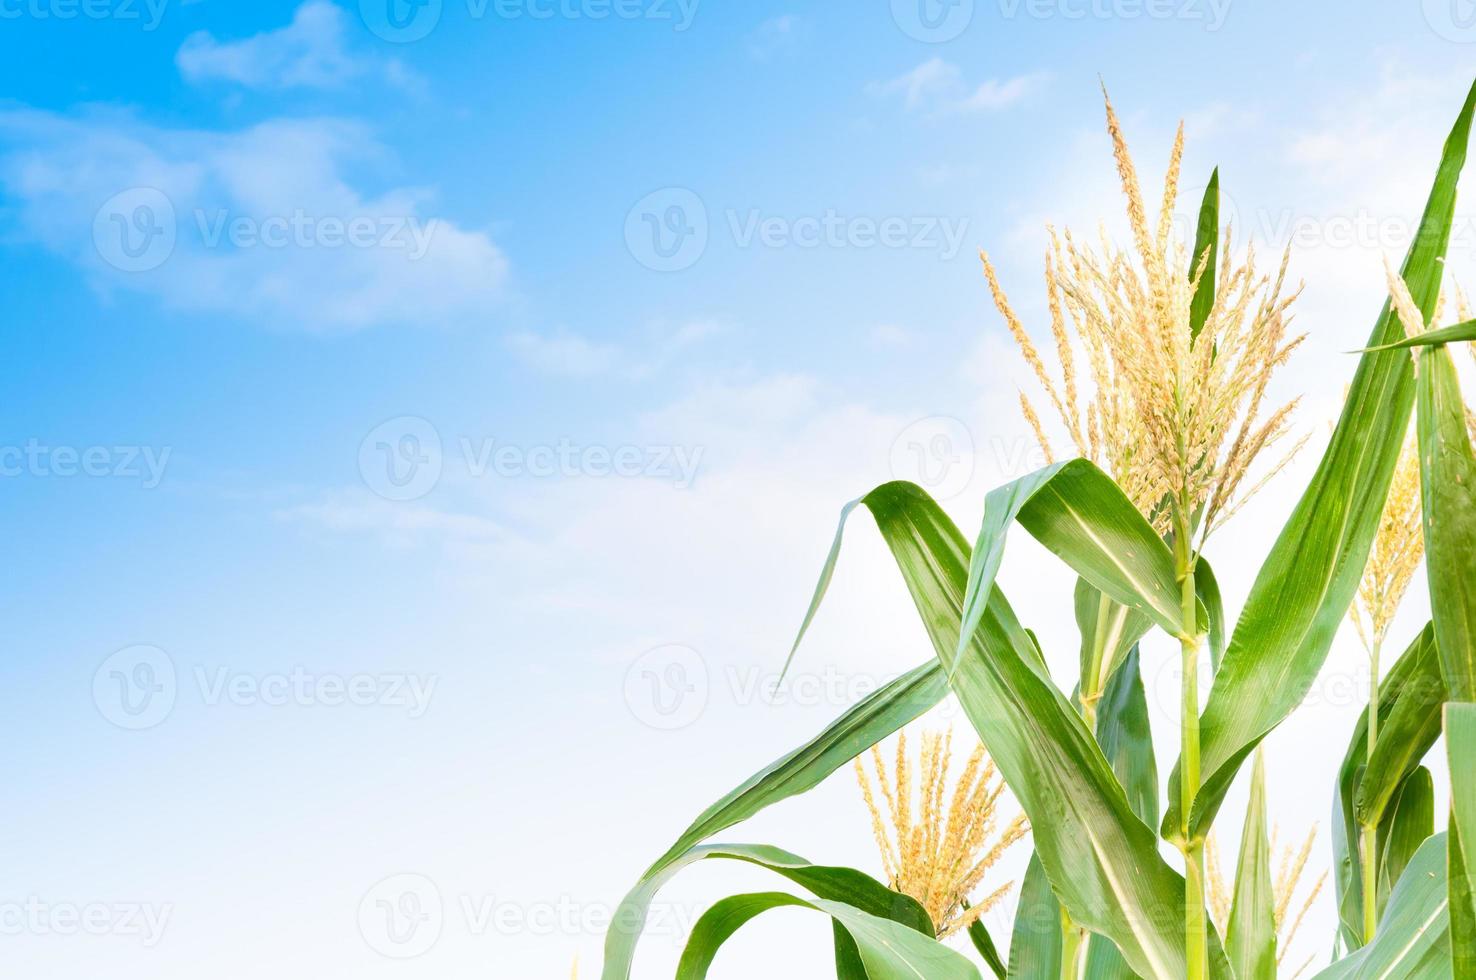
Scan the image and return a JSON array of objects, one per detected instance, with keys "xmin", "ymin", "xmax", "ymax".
[
  {"xmin": 1175, "ymin": 515, "xmax": 1209, "ymax": 980},
  {"xmin": 1060, "ymin": 907, "xmax": 1086, "ymax": 980},
  {"xmin": 1360, "ymin": 638, "xmax": 1383, "ymax": 943}
]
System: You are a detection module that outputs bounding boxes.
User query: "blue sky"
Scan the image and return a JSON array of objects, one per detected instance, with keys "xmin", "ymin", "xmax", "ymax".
[{"xmin": 4, "ymin": 1, "xmax": 1476, "ymax": 977}]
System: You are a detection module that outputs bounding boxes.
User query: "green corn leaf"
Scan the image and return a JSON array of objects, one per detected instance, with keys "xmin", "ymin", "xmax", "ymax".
[
  {"xmin": 1447, "ymin": 704, "xmax": 1476, "ymax": 977},
  {"xmin": 1196, "ymin": 558, "xmax": 1227, "ymax": 670},
  {"xmin": 1225, "ymin": 752, "xmax": 1276, "ymax": 980},
  {"xmin": 1414, "ymin": 341, "xmax": 1476, "ymax": 702},
  {"xmin": 1082, "ymin": 938, "xmax": 1140, "ymax": 980},
  {"xmin": 955, "ymin": 459, "xmax": 1186, "ymax": 675},
  {"xmin": 1331, "ymin": 624, "xmax": 1444, "ymax": 949},
  {"xmin": 1315, "ymin": 834, "xmax": 1451, "ymax": 979},
  {"xmin": 1008, "ymin": 854, "xmax": 1063, "ymax": 979},
  {"xmin": 1378, "ymin": 767, "xmax": 1436, "ymax": 914},
  {"xmin": 1357, "ymin": 317, "xmax": 1476, "ymax": 352},
  {"xmin": 863, "ymin": 481, "xmax": 1227, "ymax": 979},
  {"xmin": 603, "ymin": 843, "xmax": 933, "ymax": 978},
  {"xmin": 1082, "ymin": 645, "xmax": 1158, "ymax": 979},
  {"xmin": 641, "ymin": 659, "xmax": 947, "ymax": 881},
  {"xmin": 1094, "ymin": 645, "xmax": 1160, "ymax": 829},
  {"xmin": 967, "ymin": 915, "xmax": 1008, "ymax": 980},
  {"xmin": 675, "ymin": 891, "xmax": 981, "ymax": 980},
  {"xmin": 1189, "ymin": 169, "xmax": 1220, "ymax": 341},
  {"xmin": 1452, "ymin": 824, "xmax": 1474, "ymax": 980},
  {"xmin": 1163, "ymin": 79, "xmax": 1476, "ymax": 845},
  {"xmin": 833, "ymin": 922, "xmax": 868, "ymax": 980},
  {"xmin": 1076, "ymin": 579, "xmax": 1154, "ymax": 708},
  {"xmin": 1355, "ymin": 628, "xmax": 1446, "ymax": 826}
]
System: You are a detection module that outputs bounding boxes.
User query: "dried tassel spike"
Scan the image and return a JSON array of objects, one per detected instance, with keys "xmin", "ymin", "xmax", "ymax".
[{"xmin": 855, "ymin": 727, "xmax": 1029, "ymax": 939}]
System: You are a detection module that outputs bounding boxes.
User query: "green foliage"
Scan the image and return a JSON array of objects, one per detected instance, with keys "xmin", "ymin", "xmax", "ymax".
[{"xmin": 603, "ymin": 80, "xmax": 1476, "ymax": 980}]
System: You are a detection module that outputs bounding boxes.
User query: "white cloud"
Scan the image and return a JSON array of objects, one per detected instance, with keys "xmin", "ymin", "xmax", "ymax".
[
  {"xmin": 505, "ymin": 319, "xmax": 726, "ymax": 378},
  {"xmin": 867, "ymin": 323, "xmax": 911, "ymax": 347},
  {"xmin": 176, "ymin": 1, "xmax": 418, "ymax": 92},
  {"xmin": 868, "ymin": 59, "xmax": 1045, "ymax": 115},
  {"xmin": 0, "ymin": 106, "xmax": 508, "ymax": 331},
  {"xmin": 748, "ymin": 14, "xmax": 804, "ymax": 60},
  {"xmin": 279, "ymin": 491, "xmax": 506, "ymax": 549}
]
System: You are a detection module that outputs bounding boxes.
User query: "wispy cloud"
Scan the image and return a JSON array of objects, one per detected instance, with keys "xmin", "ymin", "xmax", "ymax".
[
  {"xmin": 505, "ymin": 319, "xmax": 725, "ymax": 378},
  {"xmin": 278, "ymin": 490, "xmax": 505, "ymax": 550},
  {"xmin": 868, "ymin": 59, "xmax": 1046, "ymax": 115},
  {"xmin": 177, "ymin": 1, "xmax": 420, "ymax": 92},
  {"xmin": 0, "ymin": 107, "xmax": 508, "ymax": 331},
  {"xmin": 748, "ymin": 14, "xmax": 805, "ymax": 60}
]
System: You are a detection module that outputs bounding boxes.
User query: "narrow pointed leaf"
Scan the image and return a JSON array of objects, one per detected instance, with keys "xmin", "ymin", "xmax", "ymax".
[
  {"xmin": 1165, "ymin": 79, "xmax": 1476, "ymax": 844},
  {"xmin": 1415, "ymin": 342, "xmax": 1476, "ymax": 701},
  {"xmin": 675, "ymin": 891, "xmax": 981, "ymax": 980},
  {"xmin": 1226, "ymin": 753, "xmax": 1276, "ymax": 980},
  {"xmin": 1358, "ymin": 317, "xmax": 1476, "ymax": 352},
  {"xmin": 1331, "ymin": 624, "xmax": 1444, "ymax": 949},
  {"xmin": 834, "ymin": 922, "xmax": 868, "ymax": 980},
  {"xmin": 640, "ymin": 659, "xmax": 947, "ymax": 881},
  {"xmin": 1196, "ymin": 558, "xmax": 1227, "ymax": 670},
  {"xmin": 956, "ymin": 460, "xmax": 1185, "ymax": 674},
  {"xmin": 1355, "ymin": 626, "xmax": 1446, "ymax": 826},
  {"xmin": 1083, "ymin": 646, "xmax": 1157, "ymax": 979},
  {"xmin": 1377, "ymin": 767, "xmax": 1435, "ymax": 913},
  {"xmin": 1076, "ymin": 579, "xmax": 1153, "ymax": 706},
  {"xmin": 967, "ymin": 916, "xmax": 1008, "ymax": 980},
  {"xmin": 605, "ymin": 840, "xmax": 936, "ymax": 978},
  {"xmin": 1094, "ymin": 645, "xmax": 1160, "ymax": 827},
  {"xmin": 1447, "ymin": 704, "xmax": 1476, "ymax": 977},
  {"xmin": 1189, "ymin": 168, "xmax": 1220, "ymax": 341},
  {"xmin": 1007, "ymin": 854, "xmax": 1063, "ymax": 979},
  {"xmin": 1314, "ymin": 834, "xmax": 1451, "ymax": 979}
]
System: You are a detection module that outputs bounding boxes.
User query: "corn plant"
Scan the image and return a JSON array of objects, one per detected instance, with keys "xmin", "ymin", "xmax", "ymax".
[{"xmin": 601, "ymin": 79, "xmax": 1476, "ymax": 980}]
